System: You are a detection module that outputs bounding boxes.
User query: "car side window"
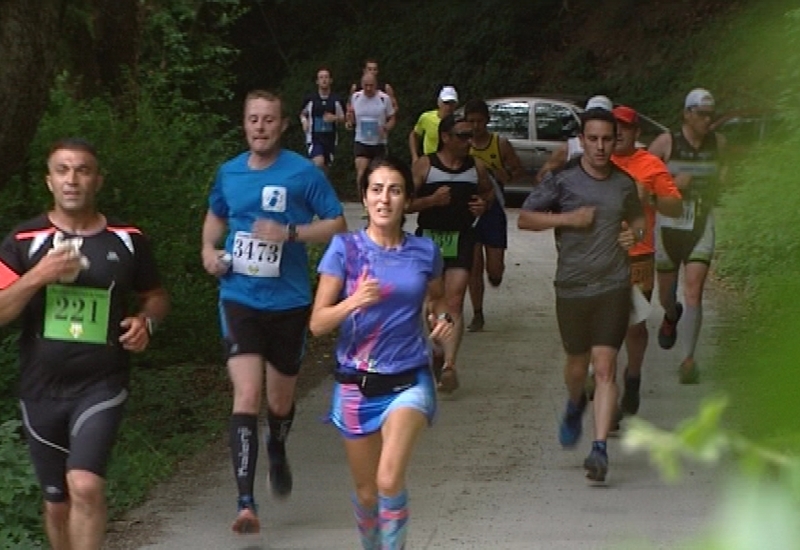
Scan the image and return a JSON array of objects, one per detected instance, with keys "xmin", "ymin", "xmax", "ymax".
[
  {"xmin": 487, "ymin": 102, "xmax": 530, "ymax": 140},
  {"xmin": 534, "ymin": 102, "xmax": 579, "ymax": 141}
]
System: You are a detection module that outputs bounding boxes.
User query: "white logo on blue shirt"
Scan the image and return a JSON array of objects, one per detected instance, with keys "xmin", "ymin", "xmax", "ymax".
[{"xmin": 261, "ymin": 186, "xmax": 287, "ymax": 212}]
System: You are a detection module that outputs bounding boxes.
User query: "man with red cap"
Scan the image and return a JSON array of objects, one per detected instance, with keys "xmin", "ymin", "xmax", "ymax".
[{"xmin": 611, "ymin": 105, "xmax": 682, "ymax": 415}]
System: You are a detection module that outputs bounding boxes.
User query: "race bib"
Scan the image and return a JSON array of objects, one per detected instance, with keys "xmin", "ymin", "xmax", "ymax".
[
  {"xmin": 231, "ymin": 231, "xmax": 283, "ymax": 278},
  {"xmin": 630, "ymin": 256, "xmax": 655, "ymax": 293},
  {"xmin": 360, "ymin": 119, "xmax": 379, "ymax": 140},
  {"xmin": 43, "ymin": 285, "xmax": 111, "ymax": 344},
  {"xmin": 313, "ymin": 116, "xmax": 334, "ymax": 133},
  {"xmin": 423, "ymin": 230, "xmax": 460, "ymax": 259},
  {"xmin": 660, "ymin": 200, "xmax": 695, "ymax": 231}
]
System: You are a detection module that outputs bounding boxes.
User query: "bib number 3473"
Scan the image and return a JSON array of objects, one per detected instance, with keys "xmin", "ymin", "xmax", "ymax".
[{"xmin": 232, "ymin": 231, "xmax": 283, "ymax": 277}]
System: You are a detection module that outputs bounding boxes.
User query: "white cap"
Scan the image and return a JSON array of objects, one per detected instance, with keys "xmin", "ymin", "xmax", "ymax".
[
  {"xmin": 585, "ymin": 95, "xmax": 613, "ymax": 111},
  {"xmin": 685, "ymin": 88, "xmax": 715, "ymax": 110},
  {"xmin": 438, "ymin": 86, "xmax": 459, "ymax": 103}
]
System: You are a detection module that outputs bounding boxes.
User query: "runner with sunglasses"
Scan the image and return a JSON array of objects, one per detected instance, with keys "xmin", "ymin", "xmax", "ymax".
[
  {"xmin": 648, "ymin": 88, "xmax": 727, "ymax": 384},
  {"xmin": 408, "ymin": 114, "xmax": 494, "ymax": 393}
]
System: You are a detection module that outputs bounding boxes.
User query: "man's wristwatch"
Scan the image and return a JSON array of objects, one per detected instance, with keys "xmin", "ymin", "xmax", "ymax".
[
  {"xmin": 287, "ymin": 223, "xmax": 298, "ymax": 242},
  {"xmin": 437, "ymin": 312, "xmax": 453, "ymax": 324},
  {"xmin": 143, "ymin": 316, "xmax": 157, "ymax": 337}
]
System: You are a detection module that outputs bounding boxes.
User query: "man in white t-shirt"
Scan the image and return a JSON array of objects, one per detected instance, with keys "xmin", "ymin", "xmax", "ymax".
[{"xmin": 346, "ymin": 73, "xmax": 396, "ymax": 199}]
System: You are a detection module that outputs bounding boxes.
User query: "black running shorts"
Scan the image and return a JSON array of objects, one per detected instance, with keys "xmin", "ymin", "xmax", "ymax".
[
  {"xmin": 556, "ymin": 286, "xmax": 631, "ymax": 355},
  {"xmin": 220, "ymin": 301, "xmax": 310, "ymax": 376},
  {"xmin": 415, "ymin": 227, "xmax": 477, "ymax": 272},
  {"xmin": 353, "ymin": 142, "xmax": 387, "ymax": 160},
  {"xmin": 20, "ymin": 383, "xmax": 128, "ymax": 502}
]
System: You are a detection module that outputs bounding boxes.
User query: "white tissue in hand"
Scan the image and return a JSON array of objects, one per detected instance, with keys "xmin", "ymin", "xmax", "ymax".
[{"xmin": 49, "ymin": 231, "xmax": 91, "ymax": 282}]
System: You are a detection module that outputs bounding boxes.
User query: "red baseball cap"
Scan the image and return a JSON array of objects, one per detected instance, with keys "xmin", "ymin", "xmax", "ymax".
[{"xmin": 613, "ymin": 105, "xmax": 639, "ymax": 126}]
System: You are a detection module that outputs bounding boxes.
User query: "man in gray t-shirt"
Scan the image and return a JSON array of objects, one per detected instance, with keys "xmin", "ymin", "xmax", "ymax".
[{"xmin": 519, "ymin": 108, "xmax": 644, "ymax": 484}]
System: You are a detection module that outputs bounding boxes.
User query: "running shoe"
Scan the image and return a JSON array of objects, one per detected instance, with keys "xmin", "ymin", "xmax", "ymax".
[
  {"xmin": 268, "ymin": 445, "xmax": 293, "ymax": 499},
  {"xmin": 609, "ymin": 407, "xmax": 624, "ymax": 435},
  {"xmin": 679, "ymin": 358, "xmax": 700, "ymax": 385},
  {"xmin": 658, "ymin": 303, "xmax": 683, "ymax": 350},
  {"xmin": 231, "ymin": 495, "xmax": 260, "ymax": 534},
  {"xmin": 583, "ymin": 448, "xmax": 609, "ymax": 483},
  {"xmin": 620, "ymin": 373, "xmax": 641, "ymax": 415},
  {"xmin": 558, "ymin": 396, "xmax": 586, "ymax": 448},
  {"xmin": 438, "ymin": 365, "xmax": 460, "ymax": 394},
  {"xmin": 431, "ymin": 350, "xmax": 444, "ymax": 383},
  {"xmin": 467, "ymin": 312, "xmax": 484, "ymax": 332}
]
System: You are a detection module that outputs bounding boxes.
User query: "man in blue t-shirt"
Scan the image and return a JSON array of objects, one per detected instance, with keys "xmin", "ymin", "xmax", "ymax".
[
  {"xmin": 201, "ymin": 90, "xmax": 346, "ymax": 535},
  {"xmin": 299, "ymin": 67, "xmax": 346, "ymax": 175}
]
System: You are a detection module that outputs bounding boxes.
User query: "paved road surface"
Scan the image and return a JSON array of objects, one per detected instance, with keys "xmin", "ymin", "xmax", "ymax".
[{"xmin": 128, "ymin": 203, "xmax": 722, "ymax": 549}]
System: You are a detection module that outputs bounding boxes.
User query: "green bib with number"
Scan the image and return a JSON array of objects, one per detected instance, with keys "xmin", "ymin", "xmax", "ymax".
[
  {"xmin": 43, "ymin": 285, "xmax": 111, "ymax": 345},
  {"xmin": 423, "ymin": 230, "xmax": 460, "ymax": 259}
]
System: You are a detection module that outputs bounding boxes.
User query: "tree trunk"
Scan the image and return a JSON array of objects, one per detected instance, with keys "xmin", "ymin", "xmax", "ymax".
[
  {"xmin": 91, "ymin": 0, "xmax": 140, "ymax": 99},
  {"xmin": 0, "ymin": 0, "xmax": 65, "ymax": 190}
]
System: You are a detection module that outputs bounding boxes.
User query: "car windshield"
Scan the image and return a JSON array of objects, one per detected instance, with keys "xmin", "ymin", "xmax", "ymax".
[
  {"xmin": 535, "ymin": 102, "xmax": 579, "ymax": 140},
  {"xmin": 487, "ymin": 102, "xmax": 529, "ymax": 140}
]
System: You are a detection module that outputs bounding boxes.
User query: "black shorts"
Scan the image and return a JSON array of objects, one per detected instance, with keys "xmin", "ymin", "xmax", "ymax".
[
  {"xmin": 474, "ymin": 199, "xmax": 508, "ymax": 249},
  {"xmin": 556, "ymin": 286, "xmax": 631, "ymax": 355},
  {"xmin": 308, "ymin": 136, "xmax": 336, "ymax": 165},
  {"xmin": 354, "ymin": 142, "xmax": 387, "ymax": 160},
  {"xmin": 220, "ymin": 300, "xmax": 310, "ymax": 376},
  {"xmin": 416, "ymin": 227, "xmax": 476, "ymax": 271},
  {"xmin": 20, "ymin": 383, "xmax": 128, "ymax": 502}
]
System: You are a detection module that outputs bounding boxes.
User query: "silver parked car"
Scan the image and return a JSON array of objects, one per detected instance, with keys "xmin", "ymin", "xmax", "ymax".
[{"xmin": 479, "ymin": 96, "xmax": 668, "ymax": 196}]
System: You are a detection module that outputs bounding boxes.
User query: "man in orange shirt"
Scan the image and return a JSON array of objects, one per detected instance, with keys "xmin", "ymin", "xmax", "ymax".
[{"xmin": 610, "ymin": 105, "xmax": 682, "ymax": 415}]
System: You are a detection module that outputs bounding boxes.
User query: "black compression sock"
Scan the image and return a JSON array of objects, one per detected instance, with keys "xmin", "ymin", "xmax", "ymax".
[
  {"xmin": 229, "ymin": 413, "xmax": 259, "ymax": 497},
  {"xmin": 267, "ymin": 404, "xmax": 295, "ymax": 455}
]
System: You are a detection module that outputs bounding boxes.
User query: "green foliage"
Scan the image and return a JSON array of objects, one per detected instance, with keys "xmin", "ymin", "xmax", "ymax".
[
  {"xmin": 699, "ymin": 3, "xmax": 800, "ymax": 454},
  {"xmin": 623, "ymin": 397, "xmax": 800, "ymax": 549},
  {"xmin": 0, "ymin": 334, "xmax": 20, "ymax": 421},
  {"xmin": 0, "ymin": 2, "xmax": 252, "ymax": 541},
  {"xmin": 685, "ymin": 0, "xmax": 798, "ymax": 110},
  {"xmin": 138, "ymin": 0, "xmax": 249, "ymax": 110},
  {"xmin": 0, "ymin": 421, "xmax": 44, "ymax": 548}
]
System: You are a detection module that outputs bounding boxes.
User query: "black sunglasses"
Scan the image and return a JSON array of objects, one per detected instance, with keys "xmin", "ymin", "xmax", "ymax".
[
  {"xmin": 452, "ymin": 131, "xmax": 474, "ymax": 140},
  {"xmin": 690, "ymin": 109, "xmax": 715, "ymax": 119}
]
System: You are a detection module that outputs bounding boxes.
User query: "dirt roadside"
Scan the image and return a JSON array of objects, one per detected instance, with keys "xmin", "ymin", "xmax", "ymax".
[{"xmin": 103, "ymin": 332, "xmax": 336, "ymax": 550}]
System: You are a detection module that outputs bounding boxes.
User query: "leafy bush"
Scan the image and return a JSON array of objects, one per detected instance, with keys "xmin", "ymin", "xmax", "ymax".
[
  {"xmin": 0, "ymin": 334, "xmax": 20, "ymax": 421},
  {"xmin": 624, "ymin": 397, "xmax": 800, "ymax": 549},
  {"xmin": 0, "ymin": 420, "xmax": 43, "ymax": 548},
  {"xmin": 701, "ymin": 4, "xmax": 800, "ymax": 453}
]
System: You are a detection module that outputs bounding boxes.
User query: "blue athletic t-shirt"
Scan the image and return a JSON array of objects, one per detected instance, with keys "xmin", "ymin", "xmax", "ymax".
[
  {"xmin": 209, "ymin": 149, "xmax": 343, "ymax": 310},
  {"xmin": 317, "ymin": 230, "xmax": 443, "ymax": 375}
]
